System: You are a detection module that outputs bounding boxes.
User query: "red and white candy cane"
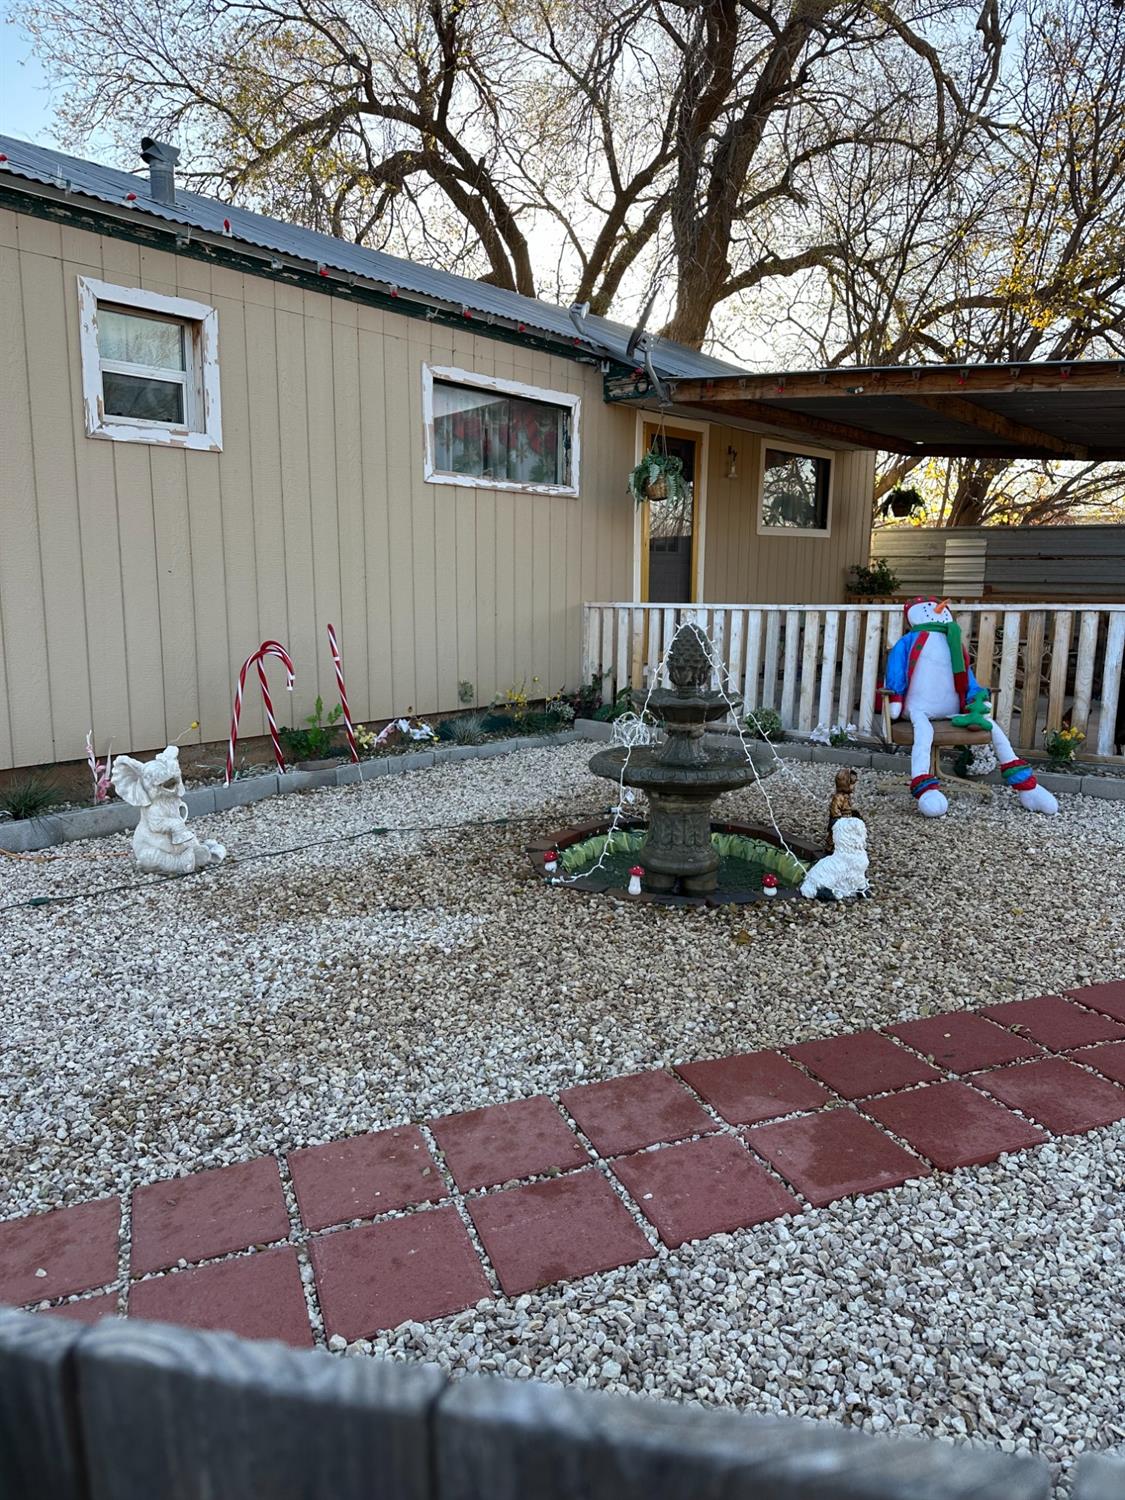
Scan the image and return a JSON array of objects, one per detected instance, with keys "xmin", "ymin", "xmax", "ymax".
[
  {"xmin": 225, "ymin": 640, "xmax": 295, "ymax": 784},
  {"xmin": 326, "ymin": 623, "xmax": 359, "ymax": 764}
]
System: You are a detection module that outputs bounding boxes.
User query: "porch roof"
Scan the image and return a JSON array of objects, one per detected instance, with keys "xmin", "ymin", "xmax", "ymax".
[{"xmin": 606, "ymin": 359, "xmax": 1125, "ymax": 460}]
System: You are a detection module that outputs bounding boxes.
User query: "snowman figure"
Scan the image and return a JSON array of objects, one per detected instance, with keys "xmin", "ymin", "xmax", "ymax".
[{"xmin": 882, "ymin": 597, "xmax": 1058, "ymax": 819}]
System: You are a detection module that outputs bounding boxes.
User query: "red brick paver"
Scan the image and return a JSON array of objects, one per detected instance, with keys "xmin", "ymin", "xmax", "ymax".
[
  {"xmin": 786, "ymin": 1032, "xmax": 942, "ymax": 1100},
  {"xmin": 39, "ymin": 1292, "xmax": 120, "ymax": 1324},
  {"xmin": 431, "ymin": 1095, "xmax": 588, "ymax": 1191},
  {"xmin": 0, "ymin": 1197, "xmax": 120, "ymax": 1307},
  {"xmin": 1069, "ymin": 1041, "xmax": 1125, "ymax": 1088},
  {"xmin": 982, "ymin": 995, "xmax": 1125, "ymax": 1052},
  {"xmin": 864, "ymin": 1082, "xmax": 1047, "ymax": 1171},
  {"xmin": 131, "ymin": 1158, "xmax": 290, "ymax": 1276},
  {"xmin": 612, "ymin": 1136, "xmax": 799, "ymax": 1248},
  {"xmin": 559, "ymin": 1070, "xmax": 714, "ymax": 1157},
  {"xmin": 1066, "ymin": 981, "xmax": 1125, "ymax": 1024},
  {"xmin": 676, "ymin": 1050, "xmax": 830, "ymax": 1125},
  {"xmin": 887, "ymin": 1012, "xmax": 1044, "ymax": 1074},
  {"xmin": 467, "ymin": 1169, "xmax": 654, "ymax": 1295},
  {"xmin": 748, "ymin": 1110, "xmax": 930, "ymax": 1207},
  {"xmin": 288, "ymin": 1126, "xmax": 445, "ymax": 1232},
  {"xmin": 130, "ymin": 1246, "xmax": 312, "ymax": 1348},
  {"xmin": 310, "ymin": 1206, "xmax": 490, "ymax": 1340},
  {"xmin": 975, "ymin": 1057, "xmax": 1125, "ymax": 1134}
]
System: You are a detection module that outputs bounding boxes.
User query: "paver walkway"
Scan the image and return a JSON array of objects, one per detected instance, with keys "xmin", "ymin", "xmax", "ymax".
[{"xmin": 3, "ymin": 981, "xmax": 1125, "ymax": 1347}]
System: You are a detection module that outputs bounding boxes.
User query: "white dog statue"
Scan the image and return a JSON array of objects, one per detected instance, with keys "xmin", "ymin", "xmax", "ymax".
[
  {"xmin": 882, "ymin": 597, "xmax": 1058, "ymax": 819},
  {"xmin": 111, "ymin": 746, "xmax": 226, "ymax": 875},
  {"xmin": 800, "ymin": 816, "xmax": 870, "ymax": 901}
]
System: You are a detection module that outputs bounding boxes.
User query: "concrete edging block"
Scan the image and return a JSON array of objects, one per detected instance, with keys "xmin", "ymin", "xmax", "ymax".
[
  {"xmin": 360, "ymin": 759, "xmax": 390, "ymax": 780},
  {"xmin": 390, "ymin": 751, "xmax": 436, "ymax": 773},
  {"xmin": 1081, "ymin": 775, "xmax": 1125, "ymax": 800},
  {"xmin": 213, "ymin": 776, "xmax": 279, "ymax": 811},
  {"xmin": 58, "ymin": 804, "xmax": 138, "ymax": 841},
  {"xmin": 0, "ymin": 819, "xmax": 37, "ymax": 853},
  {"xmin": 183, "ymin": 788, "xmax": 217, "ymax": 817},
  {"xmin": 573, "ymin": 718, "xmax": 613, "ymax": 742},
  {"xmin": 335, "ymin": 763, "xmax": 364, "ymax": 786},
  {"xmin": 807, "ymin": 746, "xmax": 873, "ymax": 769}
]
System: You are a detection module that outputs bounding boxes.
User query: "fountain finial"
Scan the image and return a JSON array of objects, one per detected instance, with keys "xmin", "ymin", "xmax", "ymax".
[{"xmin": 667, "ymin": 622, "xmax": 712, "ymax": 696}]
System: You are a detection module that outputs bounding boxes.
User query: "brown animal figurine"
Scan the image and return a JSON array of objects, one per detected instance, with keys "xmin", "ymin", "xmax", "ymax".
[{"xmin": 828, "ymin": 766, "xmax": 859, "ymax": 834}]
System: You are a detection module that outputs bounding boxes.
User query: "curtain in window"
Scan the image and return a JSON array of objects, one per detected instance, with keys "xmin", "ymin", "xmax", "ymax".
[{"xmin": 433, "ymin": 382, "xmax": 566, "ymax": 485}]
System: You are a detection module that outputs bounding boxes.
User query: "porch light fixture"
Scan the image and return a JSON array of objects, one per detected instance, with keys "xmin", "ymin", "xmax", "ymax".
[{"xmin": 725, "ymin": 445, "xmax": 738, "ymax": 479}]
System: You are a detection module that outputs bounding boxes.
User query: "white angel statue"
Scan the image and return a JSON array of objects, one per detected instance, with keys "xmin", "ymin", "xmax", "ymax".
[{"xmin": 111, "ymin": 746, "xmax": 226, "ymax": 875}]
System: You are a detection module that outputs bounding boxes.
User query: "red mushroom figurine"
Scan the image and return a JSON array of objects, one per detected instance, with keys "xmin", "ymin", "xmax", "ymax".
[
  {"xmin": 762, "ymin": 872, "xmax": 779, "ymax": 898},
  {"xmin": 544, "ymin": 849, "xmax": 558, "ymax": 875},
  {"xmin": 628, "ymin": 865, "xmax": 644, "ymax": 896}
]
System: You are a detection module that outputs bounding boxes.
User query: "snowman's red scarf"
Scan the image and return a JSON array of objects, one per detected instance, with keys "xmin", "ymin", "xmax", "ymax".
[{"xmin": 911, "ymin": 622, "xmax": 970, "ymax": 710}]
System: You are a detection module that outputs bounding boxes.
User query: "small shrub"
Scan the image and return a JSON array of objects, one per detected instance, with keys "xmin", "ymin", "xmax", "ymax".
[
  {"xmin": 450, "ymin": 714, "xmax": 488, "ymax": 745},
  {"xmin": 0, "ymin": 772, "xmax": 59, "ymax": 821},
  {"xmin": 745, "ymin": 706, "xmax": 783, "ymax": 741},
  {"xmin": 279, "ymin": 696, "xmax": 343, "ymax": 761},
  {"xmin": 481, "ymin": 711, "xmax": 518, "ymax": 734},
  {"xmin": 849, "ymin": 557, "xmax": 900, "ymax": 596},
  {"xmin": 593, "ymin": 687, "xmax": 634, "ymax": 722},
  {"xmin": 566, "ymin": 676, "xmax": 606, "ymax": 720}
]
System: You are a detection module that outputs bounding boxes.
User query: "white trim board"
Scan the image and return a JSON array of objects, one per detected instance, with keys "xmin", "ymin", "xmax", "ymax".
[
  {"xmin": 421, "ymin": 363, "xmax": 581, "ymax": 496},
  {"xmin": 76, "ymin": 276, "xmax": 223, "ymax": 452}
]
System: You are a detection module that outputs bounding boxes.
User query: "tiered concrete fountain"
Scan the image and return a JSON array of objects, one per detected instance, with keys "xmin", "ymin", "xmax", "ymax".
[
  {"xmin": 587, "ymin": 622, "xmax": 777, "ymax": 894},
  {"xmin": 529, "ymin": 622, "xmax": 818, "ymax": 902}
]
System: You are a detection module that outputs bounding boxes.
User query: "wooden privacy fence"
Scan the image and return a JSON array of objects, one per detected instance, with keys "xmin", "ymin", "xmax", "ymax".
[
  {"xmin": 0, "ymin": 1306, "xmax": 1077, "ymax": 1500},
  {"xmin": 583, "ymin": 603, "xmax": 1125, "ymax": 759}
]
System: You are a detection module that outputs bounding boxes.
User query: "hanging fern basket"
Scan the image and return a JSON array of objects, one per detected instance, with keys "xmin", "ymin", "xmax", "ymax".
[{"xmin": 628, "ymin": 451, "xmax": 686, "ymax": 506}]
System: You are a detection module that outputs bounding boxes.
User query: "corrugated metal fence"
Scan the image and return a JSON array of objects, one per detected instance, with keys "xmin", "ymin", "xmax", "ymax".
[
  {"xmin": 582, "ymin": 602, "xmax": 1125, "ymax": 758},
  {"xmin": 871, "ymin": 526, "xmax": 1125, "ymax": 601},
  {"xmin": 7, "ymin": 1306, "xmax": 1115, "ymax": 1500}
]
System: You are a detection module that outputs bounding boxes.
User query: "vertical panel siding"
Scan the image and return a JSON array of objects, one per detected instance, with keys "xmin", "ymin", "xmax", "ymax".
[
  {"xmin": 701, "ymin": 426, "xmax": 874, "ymax": 604},
  {"xmin": 5, "ymin": 209, "xmax": 876, "ymax": 770}
]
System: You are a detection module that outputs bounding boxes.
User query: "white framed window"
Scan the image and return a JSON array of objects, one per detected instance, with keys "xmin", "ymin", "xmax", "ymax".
[
  {"xmin": 422, "ymin": 364, "xmax": 579, "ymax": 495},
  {"xmin": 77, "ymin": 276, "xmax": 222, "ymax": 451},
  {"xmin": 757, "ymin": 440, "xmax": 833, "ymax": 536}
]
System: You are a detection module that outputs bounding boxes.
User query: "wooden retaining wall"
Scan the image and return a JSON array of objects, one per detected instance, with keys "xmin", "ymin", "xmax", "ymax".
[{"xmin": 0, "ymin": 1307, "xmax": 1079, "ymax": 1499}]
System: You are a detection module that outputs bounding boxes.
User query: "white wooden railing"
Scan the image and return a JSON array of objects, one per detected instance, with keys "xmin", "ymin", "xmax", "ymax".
[{"xmin": 582, "ymin": 603, "xmax": 1125, "ymax": 760}]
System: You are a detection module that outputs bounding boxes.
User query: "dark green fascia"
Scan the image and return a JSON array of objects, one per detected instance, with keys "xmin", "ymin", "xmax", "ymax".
[{"xmin": 0, "ymin": 183, "xmax": 636, "ymax": 377}]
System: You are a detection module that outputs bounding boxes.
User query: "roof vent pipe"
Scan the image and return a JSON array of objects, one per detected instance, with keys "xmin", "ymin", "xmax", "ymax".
[{"xmin": 140, "ymin": 138, "xmax": 180, "ymax": 205}]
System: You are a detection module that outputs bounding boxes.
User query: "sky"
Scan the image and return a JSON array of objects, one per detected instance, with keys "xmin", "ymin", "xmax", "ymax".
[{"xmin": 1, "ymin": 18, "xmax": 56, "ymax": 143}]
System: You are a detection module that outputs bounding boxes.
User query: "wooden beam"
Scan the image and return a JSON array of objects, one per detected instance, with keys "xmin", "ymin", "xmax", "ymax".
[
  {"xmin": 669, "ymin": 361, "xmax": 1125, "ymax": 403},
  {"xmin": 691, "ymin": 396, "xmax": 916, "ymax": 454},
  {"xmin": 906, "ymin": 393, "xmax": 1088, "ymax": 459},
  {"xmin": 910, "ymin": 444, "xmax": 1125, "ymax": 460}
]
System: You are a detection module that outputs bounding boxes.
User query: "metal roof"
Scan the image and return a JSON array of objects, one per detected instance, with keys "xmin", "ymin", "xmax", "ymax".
[
  {"xmin": 0, "ymin": 135, "xmax": 742, "ymax": 381},
  {"xmin": 606, "ymin": 361, "xmax": 1125, "ymax": 459}
]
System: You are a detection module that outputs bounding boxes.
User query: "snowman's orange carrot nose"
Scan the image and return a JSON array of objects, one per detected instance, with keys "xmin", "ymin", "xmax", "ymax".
[{"xmin": 936, "ymin": 597, "xmax": 950, "ymax": 615}]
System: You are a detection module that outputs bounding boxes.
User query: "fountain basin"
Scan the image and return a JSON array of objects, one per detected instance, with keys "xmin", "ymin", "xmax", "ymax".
[{"xmin": 528, "ymin": 818, "xmax": 822, "ymax": 906}]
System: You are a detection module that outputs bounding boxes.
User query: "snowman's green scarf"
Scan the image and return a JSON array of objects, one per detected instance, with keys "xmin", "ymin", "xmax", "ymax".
[{"xmin": 915, "ymin": 620, "xmax": 969, "ymax": 707}]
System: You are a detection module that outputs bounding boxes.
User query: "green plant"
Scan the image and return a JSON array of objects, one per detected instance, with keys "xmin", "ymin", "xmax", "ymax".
[
  {"xmin": 879, "ymin": 486, "xmax": 925, "ymax": 521},
  {"xmin": 566, "ymin": 676, "xmax": 606, "ymax": 719},
  {"xmin": 0, "ymin": 772, "xmax": 59, "ymax": 821},
  {"xmin": 593, "ymin": 686, "xmax": 635, "ymax": 722},
  {"xmin": 745, "ymin": 706, "xmax": 783, "ymax": 741},
  {"xmin": 279, "ymin": 696, "xmax": 343, "ymax": 761},
  {"xmin": 1045, "ymin": 724, "xmax": 1085, "ymax": 766},
  {"xmin": 481, "ymin": 710, "xmax": 518, "ymax": 734},
  {"xmin": 849, "ymin": 557, "xmax": 900, "ymax": 595},
  {"xmin": 458, "ymin": 680, "xmax": 475, "ymax": 705},
  {"xmin": 445, "ymin": 713, "xmax": 488, "ymax": 745},
  {"xmin": 627, "ymin": 450, "xmax": 688, "ymax": 506}
]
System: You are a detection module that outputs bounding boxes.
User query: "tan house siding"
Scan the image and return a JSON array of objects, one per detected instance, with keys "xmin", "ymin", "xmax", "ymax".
[
  {"xmin": 701, "ymin": 425, "xmax": 875, "ymax": 603},
  {"xmin": 0, "ymin": 208, "xmax": 637, "ymax": 769}
]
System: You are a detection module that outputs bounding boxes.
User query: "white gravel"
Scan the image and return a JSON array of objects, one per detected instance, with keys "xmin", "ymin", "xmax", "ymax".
[{"xmin": 2, "ymin": 741, "xmax": 1123, "ymax": 1489}]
